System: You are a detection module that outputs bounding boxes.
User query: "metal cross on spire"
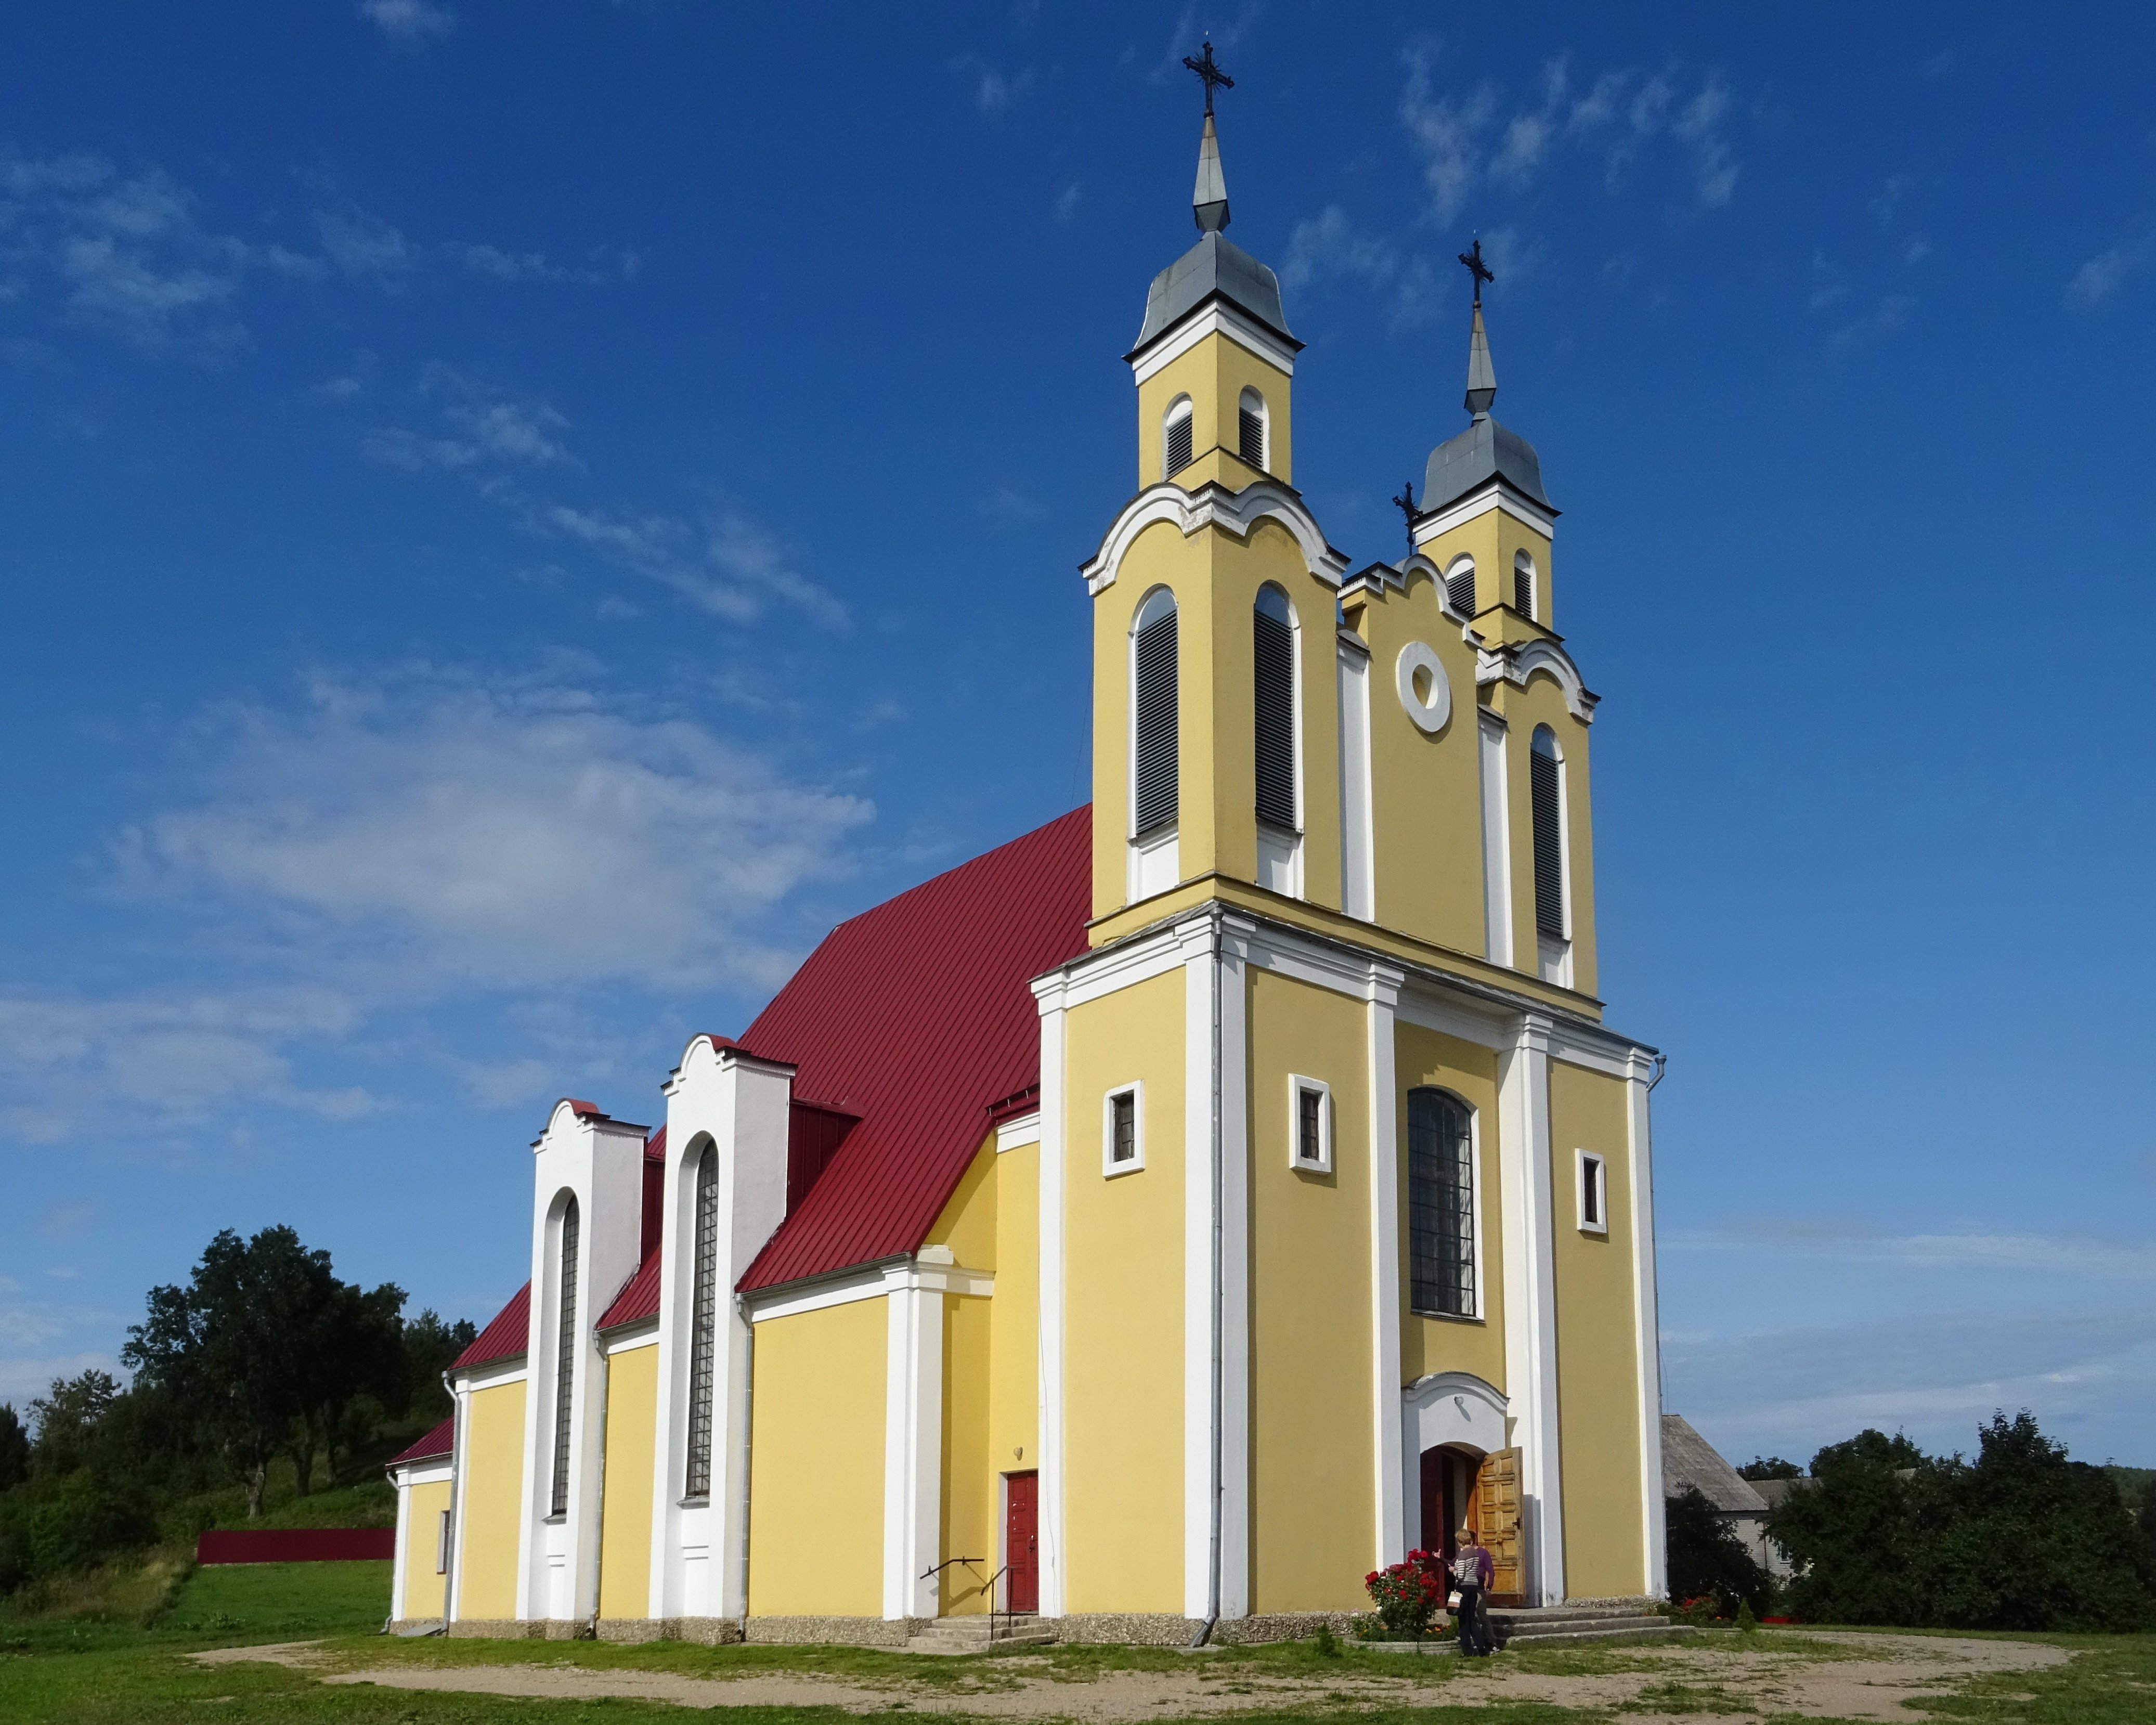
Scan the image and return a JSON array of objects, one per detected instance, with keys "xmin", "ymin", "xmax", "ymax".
[
  {"xmin": 1391, "ymin": 481, "xmax": 1419, "ymax": 554},
  {"xmin": 1183, "ymin": 40, "xmax": 1233, "ymax": 116},
  {"xmin": 1458, "ymin": 236, "xmax": 1495, "ymax": 307}
]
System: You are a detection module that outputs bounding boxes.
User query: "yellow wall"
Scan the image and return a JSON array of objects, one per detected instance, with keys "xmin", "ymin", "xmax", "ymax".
[
  {"xmin": 1247, "ymin": 967, "xmax": 1373, "ymax": 1609},
  {"xmin": 1499, "ymin": 671, "xmax": 1597, "ymax": 997},
  {"xmin": 747, "ymin": 1298, "xmax": 886, "ymax": 1617},
  {"xmin": 925, "ymin": 1136, "xmax": 997, "ymax": 1270},
  {"xmin": 1393, "ymin": 1024, "xmax": 1506, "ymax": 1393},
  {"xmin": 1135, "ymin": 331, "xmax": 1293, "ymax": 490},
  {"xmin": 1062, "ymin": 969, "xmax": 1186, "ymax": 1612},
  {"xmin": 399, "ymin": 1476, "xmax": 450, "ymax": 1619},
  {"xmin": 454, "ymin": 1379, "xmax": 526, "ymax": 1620},
  {"xmin": 940, "ymin": 1292, "xmax": 994, "ymax": 1614},
  {"xmin": 597, "ymin": 1341, "xmax": 656, "ymax": 1619},
  {"xmin": 1548, "ymin": 1058, "xmax": 1643, "ymax": 1597},
  {"xmin": 989, "ymin": 1142, "xmax": 1038, "ymax": 1473},
  {"xmin": 1419, "ymin": 507, "xmax": 1555, "ymax": 632}
]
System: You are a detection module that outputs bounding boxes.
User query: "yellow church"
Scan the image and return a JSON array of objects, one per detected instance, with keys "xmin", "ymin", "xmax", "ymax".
[{"xmin": 386, "ymin": 83, "xmax": 1669, "ymax": 1649}]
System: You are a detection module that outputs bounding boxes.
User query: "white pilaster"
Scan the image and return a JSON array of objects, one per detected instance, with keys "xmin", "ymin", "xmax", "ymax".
[
  {"xmin": 882, "ymin": 1272, "xmax": 945, "ymax": 1620},
  {"xmin": 1626, "ymin": 1050, "xmax": 1668, "ymax": 1598},
  {"xmin": 1497, "ymin": 1011, "xmax": 1564, "ymax": 1603},
  {"xmin": 1179, "ymin": 913, "xmax": 1217, "ymax": 1621},
  {"xmin": 1337, "ymin": 637, "xmax": 1374, "ymax": 921},
  {"xmin": 1032, "ymin": 992, "xmax": 1068, "ymax": 1618},
  {"xmin": 1365, "ymin": 962, "xmax": 1405, "ymax": 1568},
  {"xmin": 1478, "ymin": 708, "xmax": 1513, "ymax": 966},
  {"xmin": 445, "ymin": 1380, "xmax": 471, "ymax": 1623}
]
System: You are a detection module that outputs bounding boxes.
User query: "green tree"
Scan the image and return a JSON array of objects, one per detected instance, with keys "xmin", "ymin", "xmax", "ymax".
[
  {"xmin": 28, "ymin": 1370, "xmax": 121, "ymax": 1476},
  {"xmin": 402, "ymin": 1309, "xmax": 478, "ymax": 1423},
  {"xmin": 1769, "ymin": 1428, "xmax": 1938, "ymax": 1625},
  {"xmin": 0, "ymin": 1403, "xmax": 29, "ymax": 1490},
  {"xmin": 289, "ymin": 1276, "xmax": 408, "ymax": 1493},
  {"xmin": 1739, "ymin": 1455, "xmax": 1802, "ymax": 1481},
  {"xmin": 1665, "ymin": 1485, "xmax": 1770, "ymax": 1615},
  {"xmin": 123, "ymin": 1226, "xmax": 336, "ymax": 1517}
]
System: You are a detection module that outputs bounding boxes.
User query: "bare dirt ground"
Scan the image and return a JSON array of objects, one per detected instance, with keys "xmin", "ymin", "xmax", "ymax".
[{"xmin": 194, "ymin": 1629, "xmax": 2071, "ymax": 1721}]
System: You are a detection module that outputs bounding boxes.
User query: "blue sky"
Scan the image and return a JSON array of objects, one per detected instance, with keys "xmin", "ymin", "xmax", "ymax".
[{"xmin": 3, "ymin": 2, "xmax": 2152, "ymax": 1473}]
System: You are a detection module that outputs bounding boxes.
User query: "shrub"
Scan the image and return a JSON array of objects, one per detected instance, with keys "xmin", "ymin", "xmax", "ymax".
[
  {"xmin": 1666, "ymin": 1485, "xmax": 1771, "ymax": 1616},
  {"xmin": 1361, "ymin": 1549, "xmax": 1449, "ymax": 1639}
]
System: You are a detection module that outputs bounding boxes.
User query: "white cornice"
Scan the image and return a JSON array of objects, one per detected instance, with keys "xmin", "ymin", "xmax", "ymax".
[
  {"xmin": 1128, "ymin": 300, "xmax": 1298, "ymax": 387},
  {"xmin": 1476, "ymin": 636, "xmax": 1600, "ymax": 723},
  {"xmin": 1081, "ymin": 480, "xmax": 1350, "ymax": 598},
  {"xmin": 994, "ymin": 1112, "xmax": 1042, "ymax": 1153},
  {"xmin": 746, "ymin": 1257, "xmax": 994, "ymax": 1323},
  {"xmin": 1413, "ymin": 481, "xmax": 1556, "ymax": 545},
  {"xmin": 452, "ymin": 1356, "xmax": 527, "ymax": 1393}
]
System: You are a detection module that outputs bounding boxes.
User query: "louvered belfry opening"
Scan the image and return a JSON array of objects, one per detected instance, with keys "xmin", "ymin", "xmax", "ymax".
[
  {"xmin": 1447, "ymin": 565, "xmax": 1477, "ymax": 617},
  {"xmin": 683, "ymin": 1144, "xmax": 719, "ymax": 1499},
  {"xmin": 1133, "ymin": 599, "xmax": 1179, "ymax": 835},
  {"xmin": 1252, "ymin": 588, "xmax": 1296, "ymax": 831},
  {"xmin": 1407, "ymin": 1088, "xmax": 1475, "ymax": 1316},
  {"xmin": 1530, "ymin": 727, "xmax": 1565, "ymax": 939},
  {"xmin": 548, "ymin": 1196, "xmax": 580, "ymax": 1518},
  {"xmin": 1238, "ymin": 404, "xmax": 1265, "ymax": 470},
  {"xmin": 1164, "ymin": 406, "xmax": 1194, "ymax": 478}
]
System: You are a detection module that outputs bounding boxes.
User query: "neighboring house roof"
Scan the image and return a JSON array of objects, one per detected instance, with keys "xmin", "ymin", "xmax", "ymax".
[
  {"xmin": 389, "ymin": 1416, "xmax": 456, "ymax": 1468},
  {"xmin": 452, "ymin": 1282, "xmax": 531, "ymax": 1371},
  {"xmin": 1751, "ymin": 1475, "xmax": 1815, "ymax": 1511},
  {"xmin": 737, "ymin": 807, "xmax": 1092, "ymax": 1292},
  {"xmin": 1662, "ymin": 1413, "xmax": 1769, "ymax": 1515}
]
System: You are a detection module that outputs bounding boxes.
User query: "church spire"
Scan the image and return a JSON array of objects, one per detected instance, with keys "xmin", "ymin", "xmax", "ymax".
[
  {"xmin": 1460, "ymin": 238, "xmax": 1497, "ymax": 420},
  {"xmin": 1183, "ymin": 41, "xmax": 1235, "ymax": 233}
]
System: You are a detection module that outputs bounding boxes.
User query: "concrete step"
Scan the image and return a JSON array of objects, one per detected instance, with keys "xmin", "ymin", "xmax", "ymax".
[
  {"xmin": 1497, "ymin": 1623, "xmax": 1696, "ymax": 1651},
  {"xmin": 904, "ymin": 1617, "xmax": 1057, "ymax": 1656}
]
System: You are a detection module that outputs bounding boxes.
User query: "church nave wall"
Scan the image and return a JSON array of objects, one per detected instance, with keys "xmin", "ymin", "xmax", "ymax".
[
  {"xmin": 595, "ymin": 1339, "xmax": 656, "ymax": 1620},
  {"xmin": 1393, "ymin": 1023, "xmax": 1507, "ymax": 1393},
  {"xmin": 454, "ymin": 1378, "xmax": 527, "ymax": 1622}
]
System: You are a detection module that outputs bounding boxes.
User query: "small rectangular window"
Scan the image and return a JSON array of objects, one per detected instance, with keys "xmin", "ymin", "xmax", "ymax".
[
  {"xmin": 1165, "ymin": 414, "xmax": 1193, "ymax": 477},
  {"xmin": 1238, "ymin": 408, "xmax": 1265, "ymax": 469},
  {"xmin": 1289, "ymin": 1075, "xmax": 1331, "ymax": 1172},
  {"xmin": 1103, "ymin": 1084, "xmax": 1144, "ymax": 1175},
  {"xmin": 435, "ymin": 1508, "xmax": 450, "ymax": 1575},
  {"xmin": 1577, "ymin": 1151, "xmax": 1607, "ymax": 1235}
]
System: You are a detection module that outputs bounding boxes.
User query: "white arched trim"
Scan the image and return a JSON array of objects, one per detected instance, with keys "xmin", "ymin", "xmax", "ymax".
[
  {"xmin": 1402, "ymin": 1371, "xmax": 1510, "ymax": 1461},
  {"xmin": 1476, "ymin": 637, "xmax": 1600, "ymax": 723},
  {"xmin": 1082, "ymin": 480, "xmax": 1351, "ymax": 596}
]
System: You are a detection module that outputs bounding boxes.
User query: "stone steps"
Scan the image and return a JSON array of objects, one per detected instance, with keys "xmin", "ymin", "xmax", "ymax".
[
  {"xmin": 1484, "ymin": 1601, "xmax": 1692, "ymax": 1652},
  {"xmin": 904, "ymin": 1616, "xmax": 1058, "ymax": 1656}
]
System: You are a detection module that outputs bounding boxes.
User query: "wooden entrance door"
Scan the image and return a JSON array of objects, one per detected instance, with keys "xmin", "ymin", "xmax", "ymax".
[
  {"xmin": 1004, "ymin": 1471, "xmax": 1038, "ymax": 1614},
  {"xmin": 1473, "ymin": 1447, "xmax": 1525, "ymax": 1605}
]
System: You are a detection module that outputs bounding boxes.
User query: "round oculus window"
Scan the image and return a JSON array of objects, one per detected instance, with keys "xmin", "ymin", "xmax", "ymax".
[{"xmin": 1395, "ymin": 641, "xmax": 1451, "ymax": 734}]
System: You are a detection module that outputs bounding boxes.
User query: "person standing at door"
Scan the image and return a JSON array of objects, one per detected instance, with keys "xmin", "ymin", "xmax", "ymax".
[{"xmin": 1451, "ymin": 1528, "xmax": 1495, "ymax": 1656}]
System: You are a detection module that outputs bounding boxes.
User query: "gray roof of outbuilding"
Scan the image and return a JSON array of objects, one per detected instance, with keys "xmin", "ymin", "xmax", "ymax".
[
  {"xmin": 1750, "ymin": 1476, "xmax": 1815, "ymax": 1511},
  {"xmin": 1423, "ymin": 414, "xmax": 1553, "ymax": 516},
  {"xmin": 1661, "ymin": 1415, "xmax": 1770, "ymax": 1515},
  {"xmin": 1132, "ymin": 231, "xmax": 1297, "ymax": 355}
]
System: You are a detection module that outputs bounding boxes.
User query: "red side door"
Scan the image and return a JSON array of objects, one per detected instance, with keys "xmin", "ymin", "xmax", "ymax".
[{"xmin": 1004, "ymin": 1471, "xmax": 1038, "ymax": 1613}]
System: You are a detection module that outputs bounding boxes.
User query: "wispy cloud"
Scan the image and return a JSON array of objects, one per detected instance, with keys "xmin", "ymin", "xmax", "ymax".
[
  {"xmin": 952, "ymin": 55, "xmax": 1035, "ymax": 114},
  {"xmin": 2070, "ymin": 229, "xmax": 2149, "ymax": 303},
  {"xmin": 1398, "ymin": 45, "xmax": 1744, "ymax": 224},
  {"xmin": 1668, "ymin": 1221, "xmax": 2156, "ymax": 1281},
  {"xmin": 359, "ymin": 0, "xmax": 456, "ymax": 43},
  {"xmin": 1280, "ymin": 205, "xmax": 1441, "ymax": 328},
  {"xmin": 362, "ymin": 366, "xmax": 576, "ymax": 473}
]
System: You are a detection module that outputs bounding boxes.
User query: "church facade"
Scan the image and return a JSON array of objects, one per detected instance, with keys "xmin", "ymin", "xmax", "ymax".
[{"xmin": 388, "ymin": 97, "xmax": 1668, "ymax": 1645}]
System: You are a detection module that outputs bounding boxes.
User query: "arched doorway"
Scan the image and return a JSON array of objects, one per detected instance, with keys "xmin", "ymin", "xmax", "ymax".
[{"xmin": 1418, "ymin": 1444, "xmax": 1482, "ymax": 1564}]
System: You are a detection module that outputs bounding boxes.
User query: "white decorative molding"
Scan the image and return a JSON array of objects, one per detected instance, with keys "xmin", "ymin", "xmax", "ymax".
[
  {"xmin": 1128, "ymin": 298, "xmax": 1299, "ymax": 386},
  {"xmin": 882, "ymin": 1277, "xmax": 944, "ymax": 1619},
  {"xmin": 1475, "ymin": 637, "xmax": 1599, "ymax": 723},
  {"xmin": 1497, "ymin": 1011, "xmax": 1564, "ymax": 1605},
  {"xmin": 1478, "ymin": 707, "xmax": 1514, "ymax": 968},
  {"xmin": 1574, "ymin": 1149, "xmax": 1608, "ymax": 1236},
  {"xmin": 1035, "ymin": 995, "xmax": 1068, "ymax": 1618},
  {"xmin": 1395, "ymin": 641, "xmax": 1453, "ymax": 735},
  {"xmin": 995, "ymin": 1112, "xmax": 1042, "ymax": 1153},
  {"xmin": 1101, "ymin": 1079, "xmax": 1147, "ymax": 1177},
  {"xmin": 1625, "ymin": 1055, "xmax": 1669, "ymax": 1599},
  {"xmin": 453, "ymin": 1356, "xmax": 529, "ymax": 1394},
  {"xmin": 1287, "ymin": 1073, "xmax": 1333, "ymax": 1172},
  {"xmin": 1412, "ymin": 479, "xmax": 1556, "ymax": 544},
  {"xmin": 1365, "ymin": 963, "xmax": 1405, "ymax": 1571},
  {"xmin": 1081, "ymin": 480, "xmax": 1351, "ymax": 596},
  {"xmin": 600, "ymin": 1325, "xmax": 659, "ymax": 1356},
  {"xmin": 1033, "ymin": 918, "xmax": 1190, "ymax": 1015}
]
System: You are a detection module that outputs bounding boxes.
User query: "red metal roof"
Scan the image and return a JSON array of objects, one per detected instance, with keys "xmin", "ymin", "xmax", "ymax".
[
  {"xmin": 598, "ymin": 1246, "xmax": 662, "ymax": 1331},
  {"xmin": 737, "ymin": 807, "xmax": 1090, "ymax": 1292},
  {"xmin": 451, "ymin": 1281, "xmax": 530, "ymax": 1370},
  {"xmin": 389, "ymin": 1415, "xmax": 457, "ymax": 1466}
]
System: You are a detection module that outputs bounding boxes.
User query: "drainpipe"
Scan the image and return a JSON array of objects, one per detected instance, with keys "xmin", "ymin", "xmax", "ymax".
[
  {"xmin": 1189, "ymin": 907, "xmax": 1225, "ymax": 1649},
  {"xmin": 735, "ymin": 1293, "xmax": 756, "ymax": 1645}
]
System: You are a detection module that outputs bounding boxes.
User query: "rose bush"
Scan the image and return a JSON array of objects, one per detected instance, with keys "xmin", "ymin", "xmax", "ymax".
[{"xmin": 1360, "ymin": 1548, "xmax": 1449, "ymax": 1639}]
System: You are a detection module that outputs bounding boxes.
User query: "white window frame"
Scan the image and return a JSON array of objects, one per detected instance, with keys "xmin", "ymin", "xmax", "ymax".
[
  {"xmin": 1288, "ymin": 1074, "xmax": 1332, "ymax": 1173},
  {"xmin": 1406, "ymin": 1087, "xmax": 1486, "ymax": 1324},
  {"xmin": 1575, "ymin": 1149, "xmax": 1608, "ymax": 1236},
  {"xmin": 1101, "ymin": 1081, "xmax": 1145, "ymax": 1177},
  {"xmin": 435, "ymin": 1507, "xmax": 451, "ymax": 1574}
]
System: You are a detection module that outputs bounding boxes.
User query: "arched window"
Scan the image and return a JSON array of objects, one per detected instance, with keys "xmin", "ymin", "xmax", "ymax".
[
  {"xmin": 1162, "ymin": 396, "xmax": 1194, "ymax": 479},
  {"xmin": 1407, "ymin": 1090, "xmax": 1475, "ymax": 1317},
  {"xmin": 1237, "ymin": 386, "xmax": 1267, "ymax": 471},
  {"xmin": 683, "ymin": 1142, "xmax": 719, "ymax": 1499},
  {"xmin": 1132, "ymin": 587, "xmax": 1178, "ymax": 836},
  {"xmin": 1252, "ymin": 584, "xmax": 1296, "ymax": 831},
  {"xmin": 1513, "ymin": 551, "xmax": 1536, "ymax": 619},
  {"xmin": 1445, "ymin": 557, "xmax": 1476, "ymax": 618},
  {"xmin": 548, "ymin": 1193, "xmax": 580, "ymax": 1518},
  {"xmin": 1530, "ymin": 726, "xmax": 1566, "ymax": 940}
]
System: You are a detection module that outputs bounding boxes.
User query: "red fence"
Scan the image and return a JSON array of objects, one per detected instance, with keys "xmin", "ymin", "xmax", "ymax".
[{"xmin": 195, "ymin": 1527, "xmax": 396, "ymax": 1565}]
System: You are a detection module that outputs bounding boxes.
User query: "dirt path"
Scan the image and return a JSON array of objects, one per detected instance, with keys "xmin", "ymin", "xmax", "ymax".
[{"xmin": 198, "ymin": 1630, "xmax": 2070, "ymax": 1722}]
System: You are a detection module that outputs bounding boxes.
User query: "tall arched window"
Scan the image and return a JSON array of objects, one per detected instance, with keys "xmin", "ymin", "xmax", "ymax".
[
  {"xmin": 1513, "ymin": 550, "xmax": 1536, "ymax": 619},
  {"xmin": 1530, "ymin": 725, "xmax": 1566, "ymax": 940},
  {"xmin": 1132, "ymin": 588, "xmax": 1179, "ymax": 836},
  {"xmin": 548, "ymin": 1193, "xmax": 580, "ymax": 1518},
  {"xmin": 1445, "ymin": 557, "xmax": 1477, "ymax": 618},
  {"xmin": 1407, "ymin": 1090, "xmax": 1475, "ymax": 1317},
  {"xmin": 683, "ymin": 1142, "xmax": 719, "ymax": 1499},
  {"xmin": 1253, "ymin": 584, "xmax": 1296, "ymax": 832},
  {"xmin": 1162, "ymin": 396, "xmax": 1194, "ymax": 479},
  {"xmin": 1237, "ymin": 386, "xmax": 1267, "ymax": 470}
]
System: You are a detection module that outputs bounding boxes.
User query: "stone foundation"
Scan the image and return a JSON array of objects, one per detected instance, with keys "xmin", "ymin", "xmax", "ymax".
[
  {"xmin": 440, "ymin": 1610, "xmax": 1361, "ymax": 1648},
  {"xmin": 742, "ymin": 1615, "xmax": 930, "ymax": 1646},
  {"xmin": 1053, "ymin": 1611, "xmax": 1359, "ymax": 1648}
]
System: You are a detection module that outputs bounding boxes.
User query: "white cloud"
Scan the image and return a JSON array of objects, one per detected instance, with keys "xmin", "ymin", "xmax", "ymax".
[
  {"xmin": 1399, "ymin": 47, "xmax": 1744, "ymax": 224},
  {"xmin": 360, "ymin": 0, "xmax": 456, "ymax": 42},
  {"xmin": 1280, "ymin": 206, "xmax": 1440, "ymax": 328},
  {"xmin": 2072, "ymin": 248, "xmax": 2131, "ymax": 303},
  {"xmin": 315, "ymin": 205, "xmax": 412, "ymax": 277},
  {"xmin": 126, "ymin": 668, "xmax": 873, "ymax": 994},
  {"xmin": 1668, "ymin": 1222, "xmax": 2156, "ymax": 1281},
  {"xmin": 952, "ymin": 56, "xmax": 1035, "ymax": 113},
  {"xmin": 443, "ymin": 241, "xmax": 555, "ymax": 281},
  {"xmin": 1053, "ymin": 182, "xmax": 1082, "ymax": 226},
  {"xmin": 364, "ymin": 368, "xmax": 576, "ymax": 472}
]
